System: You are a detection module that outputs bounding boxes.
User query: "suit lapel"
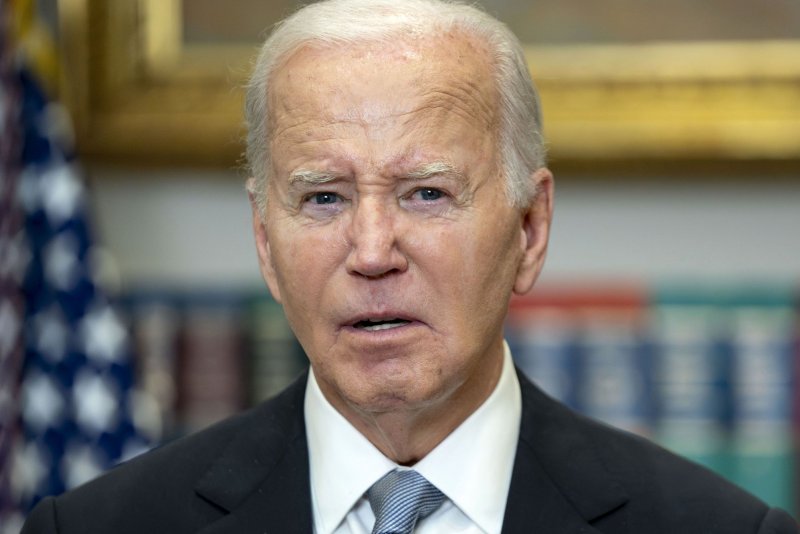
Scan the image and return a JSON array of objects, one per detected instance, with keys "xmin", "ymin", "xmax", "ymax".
[
  {"xmin": 502, "ymin": 370, "xmax": 629, "ymax": 534},
  {"xmin": 195, "ymin": 373, "xmax": 313, "ymax": 534},
  {"xmin": 502, "ymin": 443, "xmax": 605, "ymax": 534}
]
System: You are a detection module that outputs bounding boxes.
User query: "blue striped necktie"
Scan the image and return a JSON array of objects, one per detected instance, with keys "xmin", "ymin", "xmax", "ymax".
[{"xmin": 367, "ymin": 469, "xmax": 445, "ymax": 534}]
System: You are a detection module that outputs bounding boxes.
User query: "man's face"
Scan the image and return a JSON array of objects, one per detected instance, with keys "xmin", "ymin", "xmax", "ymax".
[{"xmin": 253, "ymin": 34, "xmax": 551, "ymax": 421}]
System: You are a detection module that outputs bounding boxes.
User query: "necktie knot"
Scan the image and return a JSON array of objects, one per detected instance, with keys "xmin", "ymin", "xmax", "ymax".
[{"xmin": 367, "ymin": 469, "xmax": 445, "ymax": 534}]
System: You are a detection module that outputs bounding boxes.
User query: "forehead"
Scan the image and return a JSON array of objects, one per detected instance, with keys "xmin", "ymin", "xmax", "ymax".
[{"xmin": 267, "ymin": 32, "xmax": 499, "ymax": 145}]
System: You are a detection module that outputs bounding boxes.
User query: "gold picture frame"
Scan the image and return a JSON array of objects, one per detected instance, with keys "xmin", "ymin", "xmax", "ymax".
[{"xmin": 58, "ymin": 0, "xmax": 800, "ymax": 171}]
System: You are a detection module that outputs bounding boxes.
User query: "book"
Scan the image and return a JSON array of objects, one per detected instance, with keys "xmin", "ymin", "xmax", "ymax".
[
  {"xmin": 247, "ymin": 296, "xmax": 307, "ymax": 404},
  {"xmin": 727, "ymin": 296, "xmax": 795, "ymax": 513},
  {"xmin": 651, "ymin": 297, "xmax": 732, "ymax": 477},
  {"xmin": 175, "ymin": 294, "xmax": 246, "ymax": 434},
  {"xmin": 508, "ymin": 284, "xmax": 650, "ymax": 434}
]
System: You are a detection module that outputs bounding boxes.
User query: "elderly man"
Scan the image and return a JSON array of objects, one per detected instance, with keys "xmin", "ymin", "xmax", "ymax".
[{"xmin": 22, "ymin": 0, "xmax": 798, "ymax": 533}]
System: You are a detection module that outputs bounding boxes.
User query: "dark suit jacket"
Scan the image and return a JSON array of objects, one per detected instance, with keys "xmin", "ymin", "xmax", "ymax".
[{"xmin": 22, "ymin": 370, "xmax": 798, "ymax": 533}]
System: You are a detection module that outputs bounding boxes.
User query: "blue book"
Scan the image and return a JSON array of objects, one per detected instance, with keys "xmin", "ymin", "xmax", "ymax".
[
  {"xmin": 574, "ymin": 312, "xmax": 652, "ymax": 437},
  {"xmin": 507, "ymin": 308, "xmax": 579, "ymax": 410},
  {"xmin": 507, "ymin": 287, "xmax": 650, "ymax": 434},
  {"xmin": 651, "ymin": 301, "xmax": 731, "ymax": 477},
  {"xmin": 727, "ymin": 300, "xmax": 794, "ymax": 514}
]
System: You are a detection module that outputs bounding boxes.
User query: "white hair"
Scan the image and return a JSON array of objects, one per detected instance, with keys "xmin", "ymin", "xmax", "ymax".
[{"xmin": 245, "ymin": 0, "xmax": 546, "ymax": 213}]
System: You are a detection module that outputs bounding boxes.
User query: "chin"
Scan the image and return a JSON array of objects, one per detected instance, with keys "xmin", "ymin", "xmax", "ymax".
[
  {"xmin": 317, "ymin": 344, "xmax": 460, "ymax": 413},
  {"xmin": 353, "ymin": 373, "xmax": 453, "ymax": 414}
]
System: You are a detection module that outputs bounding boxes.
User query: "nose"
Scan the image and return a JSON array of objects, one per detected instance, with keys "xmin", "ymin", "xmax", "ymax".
[{"xmin": 345, "ymin": 198, "xmax": 408, "ymax": 278}]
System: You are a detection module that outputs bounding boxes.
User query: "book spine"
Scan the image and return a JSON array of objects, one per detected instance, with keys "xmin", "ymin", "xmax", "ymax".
[
  {"xmin": 652, "ymin": 304, "xmax": 731, "ymax": 476},
  {"xmin": 507, "ymin": 308, "xmax": 579, "ymax": 409},
  {"xmin": 176, "ymin": 300, "xmax": 245, "ymax": 434},
  {"xmin": 729, "ymin": 305, "xmax": 794, "ymax": 512},
  {"xmin": 507, "ymin": 285, "xmax": 648, "ymax": 432},
  {"xmin": 575, "ymin": 311, "xmax": 651, "ymax": 437},
  {"xmin": 247, "ymin": 297, "xmax": 306, "ymax": 404}
]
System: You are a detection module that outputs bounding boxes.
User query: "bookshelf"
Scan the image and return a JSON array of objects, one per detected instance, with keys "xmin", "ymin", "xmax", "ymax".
[{"xmin": 120, "ymin": 282, "xmax": 798, "ymax": 513}]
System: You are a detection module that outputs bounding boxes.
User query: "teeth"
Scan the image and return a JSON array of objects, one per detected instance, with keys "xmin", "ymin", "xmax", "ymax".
[
  {"xmin": 355, "ymin": 318, "xmax": 410, "ymax": 330},
  {"xmin": 363, "ymin": 322, "xmax": 405, "ymax": 331}
]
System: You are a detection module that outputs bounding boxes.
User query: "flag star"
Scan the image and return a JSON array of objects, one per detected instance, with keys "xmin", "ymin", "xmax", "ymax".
[
  {"xmin": 0, "ymin": 298, "xmax": 21, "ymax": 358},
  {"xmin": 33, "ymin": 305, "xmax": 69, "ymax": 363},
  {"xmin": 0, "ymin": 231, "xmax": 32, "ymax": 283},
  {"xmin": 43, "ymin": 231, "xmax": 81, "ymax": 291},
  {"xmin": 21, "ymin": 373, "xmax": 65, "ymax": 432},
  {"xmin": 40, "ymin": 164, "xmax": 83, "ymax": 225},
  {"xmin": 80, "ymin": 305, "xmax": 128, "ymax": 363},
  {"xmin": 18, "ymin": 167, "xmax": 42, "ymax": 214},
  {"xmin": 73, "ymin": 370, "xmax": 120, "ymax": 435},
  {"xmin": 10, "ymin": 439, "xmax": 50, "ymax": 500},
  {"xmin": 61, "ymin": 442, "xmax": 105, "ymax": 490}
]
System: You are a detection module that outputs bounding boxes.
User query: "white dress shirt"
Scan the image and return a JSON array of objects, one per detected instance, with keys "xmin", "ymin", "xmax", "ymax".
[{"xmin": 305, "ymin": 342, "xmax": 522, "ymax": 534}]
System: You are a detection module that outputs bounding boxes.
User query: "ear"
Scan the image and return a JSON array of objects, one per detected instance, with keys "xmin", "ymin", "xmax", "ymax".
[
  {"xmin": 248, "ymin": 178, "xmax": 283, "ymax": 303},
  {"xmin": 513, "ymin": 168, "xmax": 554, "ymax": 295}
]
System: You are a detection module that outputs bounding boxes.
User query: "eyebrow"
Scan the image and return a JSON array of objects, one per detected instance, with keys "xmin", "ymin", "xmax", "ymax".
[
  {"xmin": 288, "ymin": 169, "xmax": 338, "ymax": 186},
  {"xmin": 288, "ymin": 161, "xmax": 464, "ymax": 185},
  {"xmin": 405, "ymin": 161, "xmax": 464, "ymax": 181}
]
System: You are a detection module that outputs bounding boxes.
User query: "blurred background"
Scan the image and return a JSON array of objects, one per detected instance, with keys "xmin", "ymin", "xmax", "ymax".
[{"xmin": 1, "ymin": 0, "xmax": 799, "ymax": 530}]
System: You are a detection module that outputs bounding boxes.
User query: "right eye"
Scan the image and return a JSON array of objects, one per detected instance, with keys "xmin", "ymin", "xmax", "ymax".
[{"xmin": 307, "ymin": 192, "xmax": 341, "ymax": 205}]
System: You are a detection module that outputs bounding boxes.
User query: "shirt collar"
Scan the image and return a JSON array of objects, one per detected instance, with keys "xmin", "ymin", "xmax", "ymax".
[
  {"xmin": 305, "ymin": 368, "xmax": 395, "ymax": 534},
  {"xmin": 305, "ymin": 342, "xmax": 521, "ymax": 534},
  {"xmin": 415, "ymin": 343, "xmax": 521, "ymax": 533}
]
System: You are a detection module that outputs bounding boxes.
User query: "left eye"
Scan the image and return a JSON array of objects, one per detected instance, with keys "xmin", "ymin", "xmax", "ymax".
[
  {"xmin": 309, "ymin": 192, "xmax": 340, "ymax": 205},
  {"xmin": 414, "ymin": 188, "xmax": 444, "ymax": 201}
]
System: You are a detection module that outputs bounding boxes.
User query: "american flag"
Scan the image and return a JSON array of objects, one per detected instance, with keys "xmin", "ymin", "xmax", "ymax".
[{"xmin": 0, "ymin": 2, "xmax": 154, "ymax": 531}]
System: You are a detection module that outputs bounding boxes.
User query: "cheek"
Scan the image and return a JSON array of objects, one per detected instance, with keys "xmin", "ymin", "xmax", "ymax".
[
  {"xmin": 458, "ymin": 221, "xmax": 521, "ymax": 300},
  {"xmin": 270, "ymin": 225, "xmax": 347, "ymax": 312},
  {"xmin": 410, "ymin": 225, "xmax": 488, "ymax": 308},
  {"xmin": 405, "ymin": 223, "xmax": 448, "ymax": 257},
  {"xmin": 269, "ymin": 234, "xmax": 338, "ymax": 355},
  {"xmin": 407, "ymin": 225, "xmax": 467, "ymax": 291},
  {"xmin": 267, "ymin": 236, "xmax": 315, "ymax": 316}
]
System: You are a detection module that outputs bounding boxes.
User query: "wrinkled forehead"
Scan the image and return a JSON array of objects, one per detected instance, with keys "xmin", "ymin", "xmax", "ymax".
[{"xmin": 266, "ymin": 31, "xmax": 500, "ymax": 136}]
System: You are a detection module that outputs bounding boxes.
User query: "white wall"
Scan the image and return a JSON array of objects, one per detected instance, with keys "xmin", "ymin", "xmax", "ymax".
[
  {"xmin": 543, "ymin": 178, "xmax": 800, "ymax": 284},
  {"xmin": 88, "ymin": 167, "xmax": 800, "ymax": 290},
  {"xmin": 89, "ymin": 168, "xmax": 261, "ymax": 289}
]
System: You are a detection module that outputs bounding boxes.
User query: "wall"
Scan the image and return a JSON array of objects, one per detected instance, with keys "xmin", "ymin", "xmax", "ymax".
[{"xmin": 88, "ymin": 166, "xmax": 800, "ymax": 290}]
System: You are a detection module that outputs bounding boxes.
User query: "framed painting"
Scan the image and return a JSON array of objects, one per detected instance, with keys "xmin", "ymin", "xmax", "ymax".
[{"xmin": 57, "ymin": 0, "xmax": 800, "ymax": 171}]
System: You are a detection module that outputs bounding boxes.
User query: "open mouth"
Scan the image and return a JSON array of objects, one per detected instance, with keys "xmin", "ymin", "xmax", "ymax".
[{"xmin": 353, "ymin": 318, "xmax": 411, "ymax": 331}]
